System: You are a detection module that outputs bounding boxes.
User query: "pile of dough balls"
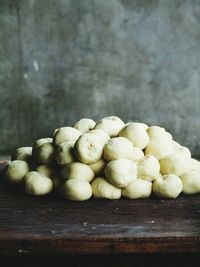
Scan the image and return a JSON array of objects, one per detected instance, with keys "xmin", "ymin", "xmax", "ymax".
[{"xmin": 4, "ymin": 116, "xmax": 200, "ymax": 201}]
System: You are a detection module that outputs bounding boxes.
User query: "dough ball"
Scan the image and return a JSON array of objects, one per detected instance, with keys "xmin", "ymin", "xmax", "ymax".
[
  {"xmin": 6, "ymin": 160, "xmax": 29, "ymax": 184},
  {"xmin": 91, "ymin": 177, "xmax": 121, "ymax": 199},
  {"xmin": 119, "ymin": 123, "xmax": 149, "ymax": 149},
  {"xmin": 33, "ymin": 138, "xmax": 52, "ymax": 151},
  {"xmin": 103, "ymin": 137, "xmax": 133, "ymax": 161},
  {"xmin": 160, "ymin": 153, "xmax": 191, "ymax": 176},
  {"xmin": 144, "ymin": 140, "xmax": 174, "ymax": 160},
  {"xmin": 180, "ymin": 171, "xmax": 200, "ymax": 195},
  {"xmin": 153, "ymin": 174, "xmax": 183, "ymax": 199},
  {"xmin": 147, "ymin": 126, "xmax": 172, "ymax": 142},
  {"xmin": 94, "ymin": 116, "xmax": 125, "ymax": 137},
  {"xmin": 11, "ymin": 147, "xmax": 32, "ymax": 163},
  {"xmin": 190, "ymin": 158, "xmax": 200, "ymax": 172},
  {"xmin": 33, "ymin": 142, "xmax": 55, "ymax": 165},
  {"xmin": 75, "ymin": 133, "xmax": 104, "ymax": 164},
  {"xmin": 60, "ymin": 179, "xmax": 92, "ymax": 201},
  {"xmin": 61, "ymin": 162, "xmax": 94, "ymax": 182},
  {"xmin": 89, "ymin": 159, "xmax": 106, "ymax": 176},
  {"xmin": 125, "ymin": 122, "xmax": 148, "ymax": 130},
  {"xmin": 105, "ymin": 159, "xmax": 137, "ymax": 188},
  {"xmin": 122, "ymin": 179, "xmax": 152, "ymax": 199},
  {"xmin": 56, "ymin": 140, "xmax": 75, "ymax": 165},
  {"xmin": 36, "ymin": 165, "xmax": 55, "ymax": 178},
  {"xmin": 73, "ymin": 118, "xmax": 96, "ymax": 133},
  {"xmin": 172, "ymin": 141, "xmax": 191, "ymax": 158},
  {"xmin": 24, "ymin": 171, "xmax": 53, "ymax": 195},
  {"xmin": 137, "ymin": 155, "xmax": 160, "ymax": 182},
  {"xmin": 53, "ymin": 127, "xmax": 81, "ymax": 146},
  {"xmin": 88, "ymin": 129, "xmax": 110, "ymax": 144},
  {"xmin": 129, "ymin": 147, "xmax": 144, "ymax": 162}
]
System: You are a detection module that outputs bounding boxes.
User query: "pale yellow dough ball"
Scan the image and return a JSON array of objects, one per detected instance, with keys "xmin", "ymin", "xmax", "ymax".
[
  {"xmin": 180, "ymin": 171, "xmax": 200, "ymax": 195},
  {"xmin": 88, "ymin": 129, "xmax": 110, "ymax": 144},
  {"xmin": 94, "ymin": 116, "xmax": 125, "ymax": 137},
  {"xmin": 137, "ymin": 155, "xmax": 160, "ymax": 182},
  {"xmin": 144, "ymin": 140, "xmax": 174, "ymax": 160},
  {"xmin": 53, "ymin": 127, "xmax": 81, "ymax": 146},
  {"xmin": 6, "ymin": 160, "xmax": 29, "ymax": 184},
  {"xmin": 56, "ymin": 140, "xmax": 75, "ymax": 165},
  {"xmin": 89, "ymin": 159, "xmax": 106, "ymax": 176},
  {"xmin": 122, "ymin": 179, "xmax": 152, "ymax": 199},
  {"xmin": 11, "ymin": 147, "xmax": 32, "ymax": 163},
  {"xmin": 73, "ymin": 118, "xmax": 96, "ymax": 133}
]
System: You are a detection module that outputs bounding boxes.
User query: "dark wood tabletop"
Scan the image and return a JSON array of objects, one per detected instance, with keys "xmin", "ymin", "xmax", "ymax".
[{"xmin": 0, "ymin": 161, "xmax": 200, "ymax": 256}]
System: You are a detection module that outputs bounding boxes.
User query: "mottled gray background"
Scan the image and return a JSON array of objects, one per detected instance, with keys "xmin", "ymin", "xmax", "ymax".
[{"xmin": 0, "ymin": 0, "xmax": 200, "ymax": 157}]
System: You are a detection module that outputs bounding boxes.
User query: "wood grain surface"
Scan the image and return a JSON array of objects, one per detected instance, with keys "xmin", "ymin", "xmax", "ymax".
[{"xmin": 0, "ymin": 161, "xmax": 200, "ymax": 255}]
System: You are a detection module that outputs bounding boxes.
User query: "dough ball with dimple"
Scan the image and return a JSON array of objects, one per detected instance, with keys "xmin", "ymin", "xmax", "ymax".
[
  {"xmin": 11, "ymin": 147, "xmax": 32, "ymax": 163},
  {"xmin": 105, "ymin": 159, "xmax": 137, "ymax": 188},
  {"xmin": 129, "ymin": 147, "xmax": 144, "ymax": 161},
  {"xmin": 89, "ymin": 129, "xmax": 110, "ymax": 144},
  {"xmin": 160, "ymin": 153, "xmax": 190, "ymax": 176},
  {"xmin": 53, "ymin": 127, "xmax": 81, "ymax": 146},
  {"xmin": 147, "ymin": 126, "xmax": 172, "ymax": 142},
  {"xmin": 172, "ymin": 141, "xmax": 191, "ymax": 158},
  {"xmin": 137, "ymin": 155, "xmax": 160, "ymax": 182},
  {"xmin": 144, "ymin": 140, "xmax": 174, "ymax": 160},
  {"xmin": 153, "ymin": 174, "xmax": 182, "ymax": 199},
  {"xmin": 6, "ymin": 160, "xmax": 29, "ymax": 184},
  {"xmin": 33, "ymin": 142, "xmax": 55, "ymax": 165},
  {"xmin": 180, "ymin": 171, "xmax": 200, "ymax": 195},
  {"xmin": 94, "ymin": 116, "xmax": 125, "ymax": 137},
  {"xmin": 36, "ymin": 165, "xmax": 55, "ymax": 178},
  {"xmin": 73, "ymin": 118, "xmax": 96, "ymax": 133},
  {"xmin": 23, "ymin": 171, "xmax": 53, "ymax": 195},
  {"xmin": 91, "ymin": 177, "xmax": 121, "ymax": 199},
  {"xmin": 190, "ymin": 158, "xmax": 200, "ymax": 172},
  {"xmin": 56, "ymin": 140, "xmax": 75, "ymax": 165},
  {"xmin": 61, "ymin": 162, "xmax": 94, "ymax": 182},
  {"xmin": 119, "ymin": 123, "xmax": 149, "ymax": 149},
  {"xmin": 103, "ymin": 137, "xmax": 133, "ymax": 161},
  {"xmin": 60, "ymin": 179, "xmax": 92, "ymax": 201},
  {"xmin": 89, "ymin": 159, "xmax": 106, "ymax": 176},
  {"xmin": 122, "ymin": 179, "xmax": 152, "ymax": 199},
  {"xmin": 75, "ymin": 133, "xmax": 104, "ymax": 164}
]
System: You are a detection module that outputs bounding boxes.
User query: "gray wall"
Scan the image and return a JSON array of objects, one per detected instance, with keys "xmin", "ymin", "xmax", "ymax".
[{"xmin": 0, "ymin": 0, "xmax": 200, "ymax": 157}]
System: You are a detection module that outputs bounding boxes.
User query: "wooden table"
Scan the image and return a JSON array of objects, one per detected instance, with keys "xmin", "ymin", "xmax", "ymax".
[{"xmin": 0, "ymin": 161, "xmax": 200, "ymax": 256}]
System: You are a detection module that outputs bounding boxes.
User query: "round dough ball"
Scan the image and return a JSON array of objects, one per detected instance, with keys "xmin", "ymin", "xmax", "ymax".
[
  {"xmin": 56, "ymin": 140, "xmax": 75, "ymax": 165},
  {"xmin": 89, "ymin": 129, "xmax": 110, "ymax": 144},
  {"xmin": 103, "ymin": 137, "xmax": 133, "ymax": 161},
  {"xmin": 105, "ymin": 159, "xmax": 137, "ymax": 188},
  {"xmin": 53, "ymin": 127, "xmax": 81, "ymax": 146},
  {"xmin": 94, "ymin": 116, "xmax": 125, "ymax": 137},
  {"xmin": 61, "ymin": 162, "xmax": 94, "ymax": 182},
  {"xmin": 180, "ymin": 171, "xmax": 200, "ymax": 195},
  {"xmin": 172, "ymin": 141, "xmax": 191, "ymax": 158},
  {"xmin": 91, "ymin": 177, "xmax": 121, "ymax": 199},
  {"xmin": 36, "ymin": 165, "xmax": 55, "ymax": 178},
  {"xmin": 24, "ymin": 171, "xmax": 53, "ymax": 195},
  {"xmin": 190, "ymin": 158, "xmax": 200, "ymax": 172},
  {"xmin": 144, "ymin": 140, "xmax": 174, "ymax": 160},
  {"xmin": 125, "ymin": 122, "xmax": 149, "ymax": 130},
  {"xmin": 153, "ymin": 174, "xmax": 182, "ymax": 199},
  {"xmin": 122, "ymin": 179, "xmax": 152, "ymax": 199},
  {"xmin": 73, "ymin": 118, "xmax": 96, "ymax": 133},
  {"xmin": 6, "ymin": 160, "xmax": 29, "ymax": 184},
  {"xmin": 119, "ymin": 123, "xmax": 149, "ymax": 149},
  {"xmin": 137, "ymin": 155, "xmax": 160, "ymax": 182},
  {"xmin": 11, "ymin": 147, "xmax": 32, "ymax": 163},
  {"xmin": 129, "ymin": 147, "xmax": 144, "ymax": 161},
  {"xmin": 147, "ymin": 126, "xmax": 172, "ymax": 142},
  {"xmin": 160, "ymin": 153, "xmax": 191, "ymax": 176},
  {"xmin": 33, "ymin": 142, "xmax": 55, "ymax": 165},
  {"xmin": 75, "ymin": 133, "xmax": 104, "ymax": 164},
  {"xmin": 89, "ymin": 159, "xmax": 106, "ymax": 176},
  {"xmin": 33, "ymin": 138, "xmax": 52, "ymax": 151},
  {"xmin": 60, "ymin": 179, "xmax": 92, "ymax": 201}
]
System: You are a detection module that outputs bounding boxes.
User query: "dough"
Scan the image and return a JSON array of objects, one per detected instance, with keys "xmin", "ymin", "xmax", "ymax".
[
  {"xmin": 33, "ymin": 142, "xmax": 55, "ymax": 165},
  {"xmin": 36, "ymin": 165, "xmax": 55, "ymax": 178},
  {"xmin": 75, "ymin": 133, "xmax": 104, "ymax": 164},
  {"xmin": 147, "ymin": 126, "xmax": 172, "ymax": 142},
  {"xmin": 61, "ymin": 162, "xmax": 94, "ymax": 182},
  {"xmin": 89, "ymin": 159, "xmax": 106, "ymax": 176},
  {"xmin": 60, "ymin": 179, "xmax": 92, "ymax": 201},
  {"xmin": 11, "ymin": 147, "xmax": 32, "ymax": 163},
  {"xmin": 56, "ymin": 140, "xmax": 75, "ymax": 165},
  {"xmin": 180, "ymin": 171, "xmax": 200, "ymax": 194},
  {"xmin": 122, "ymin": 179, "xmax": 152, "ymax": 199},
  {"xmin": 73, "ymin": 118, "xmax": 96, "ymax": 133},
  {"xmin": 172, "ymin": 141, "xmax": 191, "ymax": 158},
  {"xmin": 33, "ymin": 138, "xmax": 52, "ymax": 151},
  {"xmin": 91, "ymin": 177, "xmax": 121, "ymax": 199},
  {"xmin": 144, "ymin": 140, "xmax": 174, "ymax": 160},
  {"xmin": 103, "ymin": 137, "xmax": 133, "ymax": 161},
  {"xmin": 94, "ymin": 116, "xmax": 125, "ymax": 137},
  {"xmin": 53, "ymin": 127, "xmax": 81, "ymax": 146},
  {"xmin": 119, "ymin": 123, "xmax": 149, "ymax": 149},
  {"xmin": 6, "ymin": 160, "xmax": 29, "ymax": 184},
  {"xmin": 190, "ymin": 158, "xmax": 200, "ymax": 172},
  {"xmin": 24, "ymin": 171, "xmax": 53, "ymax": 195},
  {"xmin": 105, "ymin": 159, "xmax": 137, "ymax": 188},
  {"xmin": 137, "ymin": 155, "xmax": 160, "ymax": 182},
  {"xmin": 129, "ymin": 147, "xmax": 144, "ymax": 161},
  {"xmin": 160, "ymin": 153, "xmax": 190, "ymax": 176},
  {"xmin": 153, "ymin": 174, "xmax": 183, "ymax": 198},
  {"xmin": 88, "ymin": 129, "xmax": 110, "ymax": 144}
]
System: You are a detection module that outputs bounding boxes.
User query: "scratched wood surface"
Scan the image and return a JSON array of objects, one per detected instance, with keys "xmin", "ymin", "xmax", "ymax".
[{"xmin": 0, "ymin": 161, "xmax": 200, "ymax": 255}]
